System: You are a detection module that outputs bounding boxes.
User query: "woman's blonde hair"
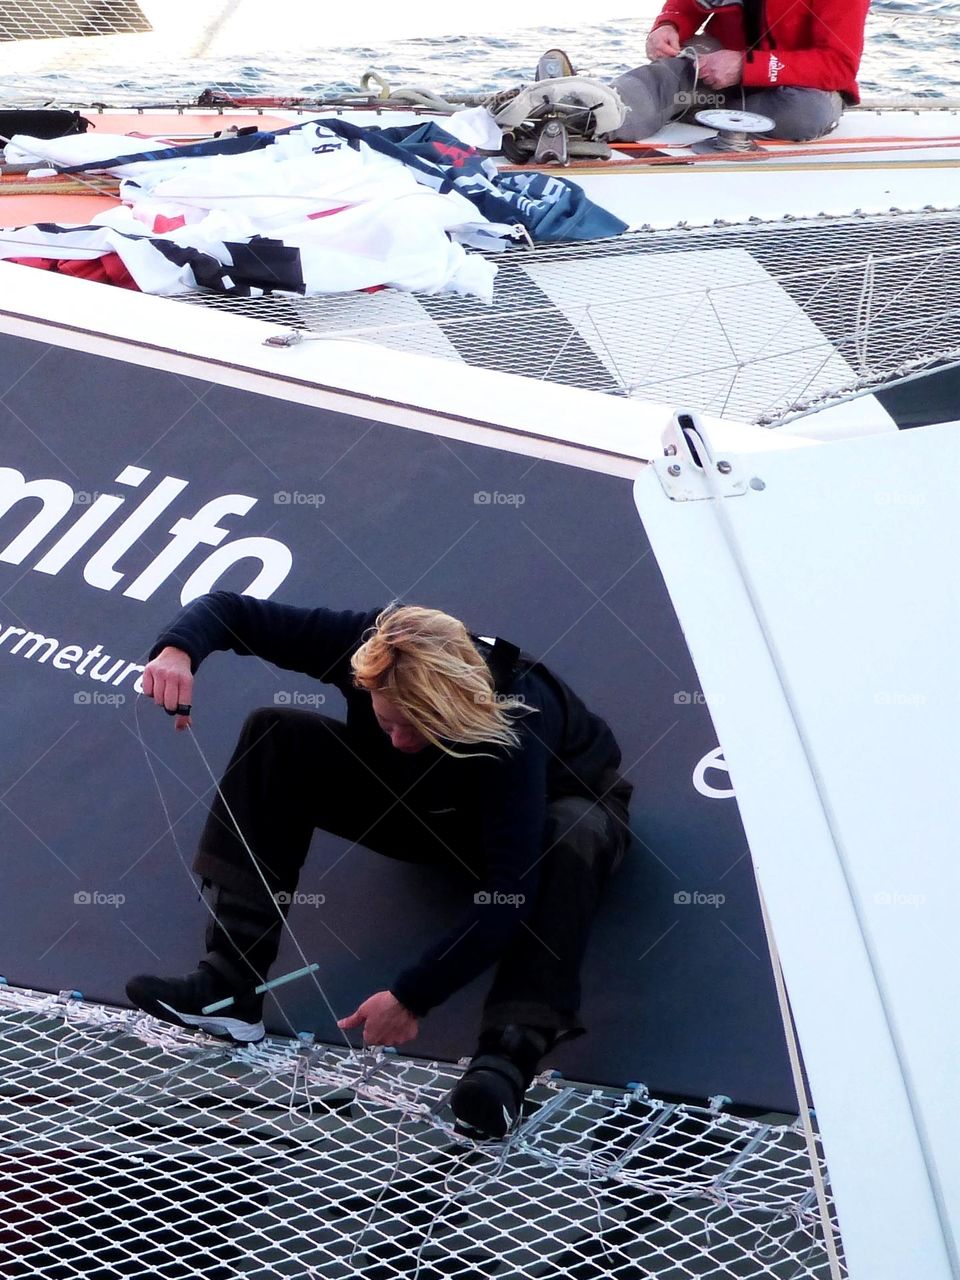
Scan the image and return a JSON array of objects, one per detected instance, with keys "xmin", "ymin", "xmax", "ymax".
[{"xmin": 351, "ymin": 604, "xmax": 528, "ymax": 755}]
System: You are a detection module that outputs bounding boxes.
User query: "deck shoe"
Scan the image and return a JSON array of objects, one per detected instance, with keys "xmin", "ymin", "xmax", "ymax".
[
  {"xmin": 489, "ymin": 78, "xmax": 626, "ymax": 142},
  {"xmin": 450, "ymin": 1025, "xmax": 556, "ymax": 1139},
  {"xmin": 126, "ymin": 963, "xmax": 265, "ymax": 1043}
]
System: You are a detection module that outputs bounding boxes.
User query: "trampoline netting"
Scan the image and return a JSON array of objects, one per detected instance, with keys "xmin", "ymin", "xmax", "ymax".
[
  {"xmin": 184, "ymin": 209, "xmax": 960, "ymax": 428},
  {"xmin": 0, "ymin": 984, "xmax": 846, "ymax": 1279}
]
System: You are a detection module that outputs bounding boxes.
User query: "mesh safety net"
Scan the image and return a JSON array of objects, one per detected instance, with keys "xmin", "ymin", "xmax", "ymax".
[
  {"xmin": 0, "ymin": 984, "xmax": 845, "ymax": 1279},
  {"xmin": 183, "ymin": 207, "xmax": 960, "ymax": 428}
]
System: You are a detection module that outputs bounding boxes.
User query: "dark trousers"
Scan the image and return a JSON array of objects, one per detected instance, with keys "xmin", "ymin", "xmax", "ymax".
[{"xmin": 194, "ymin": 707, "xmax": 631, "ymax": 1035}]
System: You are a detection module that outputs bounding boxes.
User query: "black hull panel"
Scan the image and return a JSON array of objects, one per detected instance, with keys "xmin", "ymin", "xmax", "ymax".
[{"xmin": 0, "ymin": 330, "xmax": 794, "ymax": 1108}]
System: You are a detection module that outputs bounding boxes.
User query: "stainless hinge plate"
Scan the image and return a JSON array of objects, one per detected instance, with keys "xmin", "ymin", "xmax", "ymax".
[{"xmin": 655, "ymin": 410, "xmax": 752, "ymax": 502}]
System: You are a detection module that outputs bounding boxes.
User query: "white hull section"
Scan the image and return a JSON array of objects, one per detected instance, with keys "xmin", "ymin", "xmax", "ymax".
[{"xmin": 635, "ymin": 415, "xmax": 960, "ymax": 1278}]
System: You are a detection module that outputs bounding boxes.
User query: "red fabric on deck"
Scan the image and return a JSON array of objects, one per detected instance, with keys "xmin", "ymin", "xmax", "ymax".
[{"xmin": 10, "ymin": 253, "xmax": 140, "ymax": 289}]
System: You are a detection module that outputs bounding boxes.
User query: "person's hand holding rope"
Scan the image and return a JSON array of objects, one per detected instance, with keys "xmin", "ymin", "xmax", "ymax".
[
  {"xmin": 698, "ymin": 49, "xmax": 744, "ymax": 89},
  {"xmin": 646, "ymin": 23, "xmax": 680, "ymax": 60},
  {"xmin": 143, "ymin": 646, "xmax": 194, "ymax": 731}
]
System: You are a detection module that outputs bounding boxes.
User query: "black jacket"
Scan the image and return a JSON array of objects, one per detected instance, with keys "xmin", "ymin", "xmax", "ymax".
[{"xmin": 152, "ymin": 591, "xmax": 629, "ymax": 1014}]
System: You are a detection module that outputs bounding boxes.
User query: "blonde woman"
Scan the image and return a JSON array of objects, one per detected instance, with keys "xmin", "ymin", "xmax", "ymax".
[{"xmin": 128, "ymin": 592, "xmax": 631, "ymax": 1138}]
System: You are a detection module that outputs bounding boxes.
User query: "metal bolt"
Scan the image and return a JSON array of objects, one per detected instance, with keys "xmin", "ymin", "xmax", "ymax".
[
  {"xmin": 716, "ymin": 460, "xmax": 732, "ymax": 475},
  {"xmin": 750, "ymin": 477, "xmax": 766, "ymax": 491},
  {"xmin": 667, "ymin": 464, "xmax": 682, "ymax": 477},
  {"xmin": 664, "ymin": 444, "xmax": 678, "ymax": 456}
]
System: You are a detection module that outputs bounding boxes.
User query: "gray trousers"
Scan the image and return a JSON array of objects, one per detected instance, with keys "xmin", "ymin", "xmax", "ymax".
[{"xmin": 611, "ymin": 56, "xmax": 843, "ymax": 143}]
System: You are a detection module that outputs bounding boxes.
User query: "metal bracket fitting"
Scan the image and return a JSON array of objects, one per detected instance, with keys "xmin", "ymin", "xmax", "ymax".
[{"xmin": 654, "ymin": 410, "xmax": 750, "ymax": 502}]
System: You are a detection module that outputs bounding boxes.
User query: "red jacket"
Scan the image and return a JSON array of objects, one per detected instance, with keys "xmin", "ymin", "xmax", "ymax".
[{"xmin": 653, "ymin": 0, "xmax": 870, "ymax": 103}]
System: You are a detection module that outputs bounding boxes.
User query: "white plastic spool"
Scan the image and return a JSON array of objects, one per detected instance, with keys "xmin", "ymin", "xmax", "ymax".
[{"xmin": 694, "ymin": 108, "xmax": 776, "ymax": 152}]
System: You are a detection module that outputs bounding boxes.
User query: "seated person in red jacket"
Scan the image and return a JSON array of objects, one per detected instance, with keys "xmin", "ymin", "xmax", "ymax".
[
  {"xmin": 611, "ymin": 0, "xmax": 870, "ymax": 143},
  {"xmin": 126, "ymin": 594, "xmax": 631, "ymax": 1140}
]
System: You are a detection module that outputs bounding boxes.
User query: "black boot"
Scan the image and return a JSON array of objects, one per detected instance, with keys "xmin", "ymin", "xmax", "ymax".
[
  {"xmin": 126, "ymin": 884, "xmax": 285, "ymax": 1043},
  {"xmin": 125, "ymin": 964, "xmax": 267, "ymax": 1042},
  {"xmin": 450, "ymin": 1025, "xmax": 556, "ymax": 1139}
]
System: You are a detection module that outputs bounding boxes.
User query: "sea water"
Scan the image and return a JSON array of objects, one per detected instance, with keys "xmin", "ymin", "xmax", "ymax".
[
  {"xmin": 6, "ymin": 0, "xmax": 960, "ymax": 105},
  {"xmin": 269, "ymin": 0, "xmax": 960, "ymax": 101}
]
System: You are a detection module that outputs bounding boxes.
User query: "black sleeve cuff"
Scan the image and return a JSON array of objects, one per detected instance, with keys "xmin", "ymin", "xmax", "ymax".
[
  {"xmin": 148, "ymin": 631, "xmax": 203, "ymax": 673},
  {"xmin": 389, "ymin": 973, "xmax": 432, "ymax": 1019}
]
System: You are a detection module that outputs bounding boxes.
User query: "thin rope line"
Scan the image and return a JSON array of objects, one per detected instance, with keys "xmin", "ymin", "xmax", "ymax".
[
  {"xmin": 132, "ymin": 695, "xmax": 301, "ymax": 1042},
  {"xmin": 179, "ymin": 710, "xmax": 359, "ymax": 1055},
  {"xmin": 132, "ymin": 692, "xmax": 352, "ymax": 1052}
]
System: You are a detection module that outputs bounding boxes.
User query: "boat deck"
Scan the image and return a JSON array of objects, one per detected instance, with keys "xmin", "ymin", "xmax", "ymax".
[
  {"xmin": 2, "ymin": 102, "xmax": 958, "ymax": 437},
  {"xmin": 3, "ymin": 102, "xmax": 960, "ymax": 230}
]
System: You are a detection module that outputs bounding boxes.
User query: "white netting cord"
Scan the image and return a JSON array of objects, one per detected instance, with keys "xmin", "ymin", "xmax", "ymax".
[
  {"xmin": 0, "ymin": 984, "xmax": 846, "ymax": 1279},
  {"xmin": 181, "ymin": 222, "xmax": 960, "ymax": 427}
]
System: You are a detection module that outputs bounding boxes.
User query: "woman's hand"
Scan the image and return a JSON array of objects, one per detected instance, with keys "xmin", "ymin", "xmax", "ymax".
[
  {"xmin": 142, "ymin": 645, "xmax": 194, "ymax": 731},
  {"xmin": 338, "ymin": 990, "xmax": 419, "ymax": 1047}
]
